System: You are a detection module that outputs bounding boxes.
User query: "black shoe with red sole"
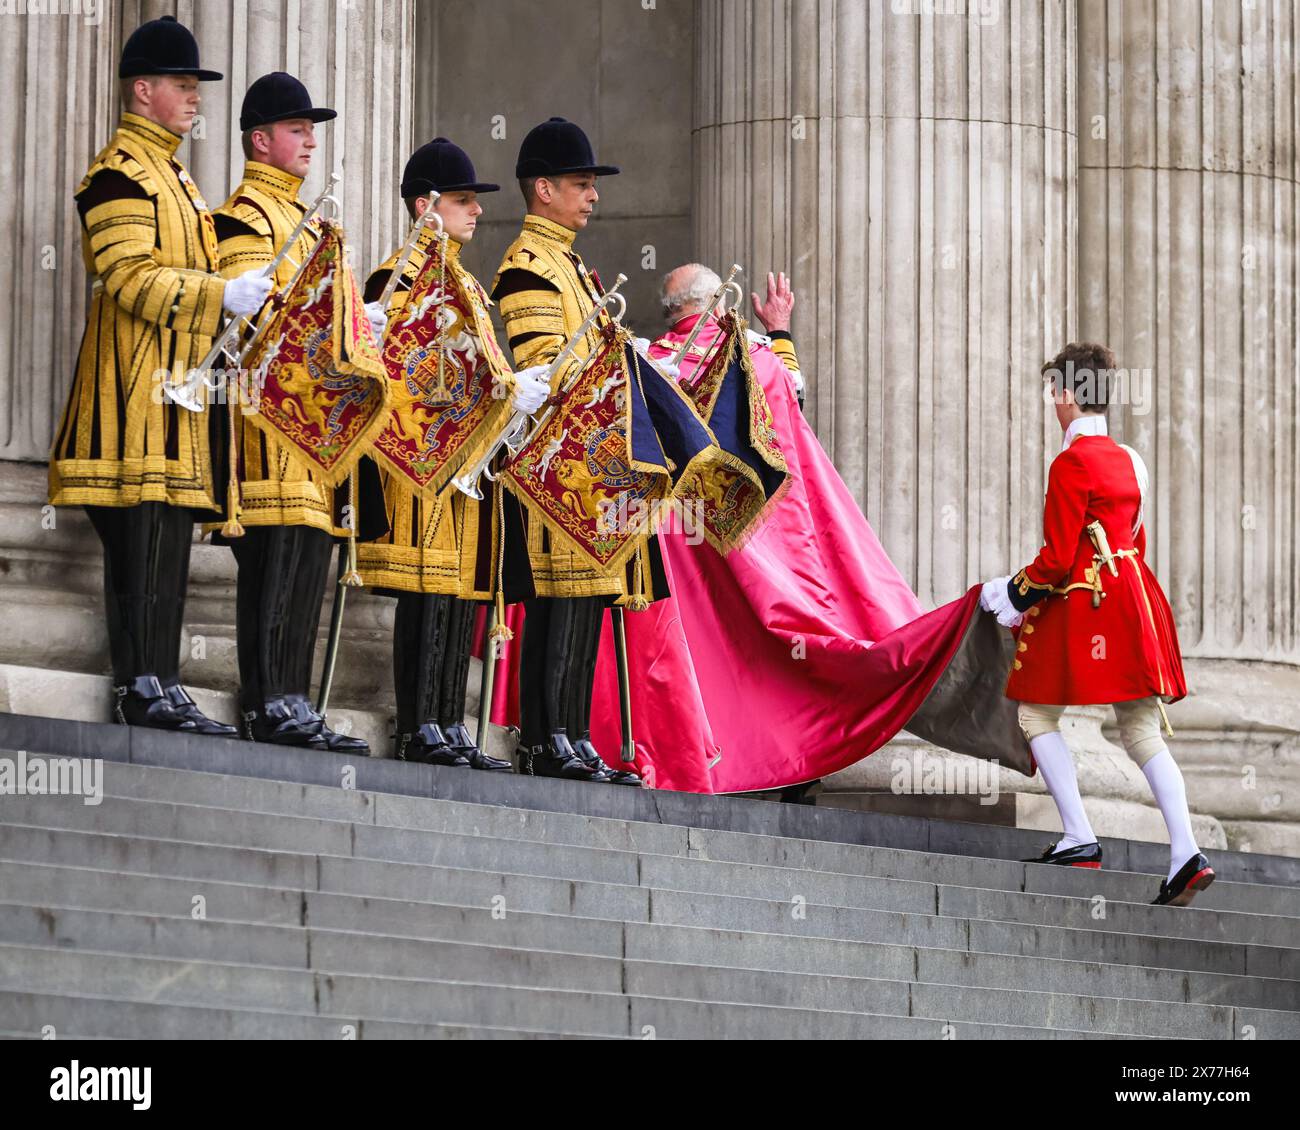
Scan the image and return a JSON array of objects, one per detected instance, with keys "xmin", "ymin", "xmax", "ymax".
[
  {"xmin": 1022, "ymin": 840, "xmax": 1103, "ymax": 868},
  {"xmin": 1152, "ymin": 852, "xmax": 1216, "ymax": 906}
]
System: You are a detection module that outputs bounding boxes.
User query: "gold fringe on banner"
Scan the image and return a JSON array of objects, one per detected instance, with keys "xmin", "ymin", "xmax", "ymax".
[{"xmin": 220, "ymin": 378, "xmax": 245, "ymax": 538}]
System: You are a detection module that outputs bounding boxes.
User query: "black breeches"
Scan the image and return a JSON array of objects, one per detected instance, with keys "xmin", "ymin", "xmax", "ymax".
[
  {"xmin": 518, "ymin": 595, "xmax": 605, "ymax": 747},
  {"xmin": 85, "ymin": 502, "xmax": 195, "ymax": 684},
  {"xmin": 230, "ymin": 525, "xmax": 333, "ymax": 706}
]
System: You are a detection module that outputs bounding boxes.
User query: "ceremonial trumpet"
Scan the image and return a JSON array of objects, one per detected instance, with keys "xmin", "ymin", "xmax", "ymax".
[
  {"xmin": 449, "ymin": 272, "xmax": 629, "ymax": 501},
  {"xmin": 373, "ymin": 192, "xmax": 443, "ymax": 342},
  {"xmin": 670, "ymin": 263, "xmax": 743, "ymax": 377},
  {"xmin": 166, "ymin": 173, "xmax": 343, "ymax": 413}
]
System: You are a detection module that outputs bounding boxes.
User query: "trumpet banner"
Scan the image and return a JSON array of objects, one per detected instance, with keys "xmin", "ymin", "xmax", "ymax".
[
  {"xmin": 240, "ymin": 221, "xmax": 389, "ymax": 485},
  {"xmin": 673, "ymin": 312, "xmax": 789, "ymax": 552},
  {"xmin": 370, "ymin": 236, "xmax": 515, "ymax": 498},
  {"xmin": 503, "ymin": 331, "xmax": 720, "ymax": 575}
]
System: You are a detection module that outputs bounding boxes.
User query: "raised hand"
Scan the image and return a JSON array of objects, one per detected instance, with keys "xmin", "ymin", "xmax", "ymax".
[{"xmin": 750, "ymin": 270, "xmax": 794, "ymax": 333}]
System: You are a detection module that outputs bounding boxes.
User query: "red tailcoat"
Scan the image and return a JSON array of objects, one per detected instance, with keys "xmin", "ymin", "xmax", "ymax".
[{"xmin": 1005, "ymin": 434, "xmax": 1187, "ymax": 706}]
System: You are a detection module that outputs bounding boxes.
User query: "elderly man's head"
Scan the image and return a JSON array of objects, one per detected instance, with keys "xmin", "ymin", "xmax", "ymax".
[{"xmin": 660, "ymin": 263, "xmax": 721, "ymax": 323}]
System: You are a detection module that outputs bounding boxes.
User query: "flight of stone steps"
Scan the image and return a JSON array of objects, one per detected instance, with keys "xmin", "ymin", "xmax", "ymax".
[{"xmin": 0, "ymin": 716, "xmax": 1297, "ymax": 1040}]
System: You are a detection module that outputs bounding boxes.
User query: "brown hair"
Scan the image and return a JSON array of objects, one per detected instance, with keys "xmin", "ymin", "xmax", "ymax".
[
  {"xmin": 1041, "ymin": 341, "xmax": 1117, "ymax": 414},
  {"xmin": 119, "ymin": 75, "xmax": 158, "ymax": 111}
]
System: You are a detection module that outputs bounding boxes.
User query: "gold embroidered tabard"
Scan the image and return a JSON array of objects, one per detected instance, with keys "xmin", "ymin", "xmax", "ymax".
[
  {"xmin": 492, "ymin": 214, "xmax": 646, "ymax": 598},
  {"xmin": 357, "ymin": 230, "xmax": 506, "ymax": 597},
  {"xmin": 49, "ymin": 113, "xmax": 227, "ymax": 510},
  {"xmin": 211, "ymin": 162, "xmax": 340, "ymax": 534}
]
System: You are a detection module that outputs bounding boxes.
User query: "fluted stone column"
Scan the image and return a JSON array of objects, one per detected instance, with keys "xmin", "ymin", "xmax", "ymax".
[
  {"xmin": 695, "ymin": 0, "xmax": 1076, "ymax": 605},
  {"xmin": 0, "ymin": 1, "xmax": 416, "ymax": 721},
  {"xmin": 1078, "ymin": 0, "xmax": 1300, "ymax": 853},
  {"xmin": 0, "ymin": 6, "xmax": 122, "ymax": 695},
  {"xmin": 692, "ymin": 1, "xmax": 1134, "ymax": 827},
  {"xmin": 0, "ymin": 6, "xmax": 116, "ymax": 465}
]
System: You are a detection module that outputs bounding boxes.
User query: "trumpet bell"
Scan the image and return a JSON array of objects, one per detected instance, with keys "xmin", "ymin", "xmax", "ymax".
[
  {"xmin": 162, "ymin": 378, "xmax": 206, "ymax": 414},
  {"xmin": 451, "ymin": 473, "xmax": 484, "ymax": 501}
]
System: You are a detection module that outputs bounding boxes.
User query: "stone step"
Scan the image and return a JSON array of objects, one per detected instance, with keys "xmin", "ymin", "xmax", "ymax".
[
  {"xmin": 0, "ymin": 992, "xmax": 616, "ymax": 1040},
  {"xmin": 0, "ymin": 944, "xmax": 1144, "ymax": 1040},
  {"xmin": 4, "ymin": 722, "xmax": 1296, "ymax": 1040},
  {"xmin": 78, "ymin": 760, "xmax": 1300, "ymax": 919},
  {"xmin": 4, "ymin": 792, "xmax": 1295, "ymax": 952},
  {"xmin": 4, "ymin": 863, "xmax": 1298, "ymax": 1013},
  {"xmin": 6, "ymin": 713, "xmax": 1297, "ymax": 893},
  {"xmin": 1, "ymin": 822, "xmax": 1295, "ymax": 984}
]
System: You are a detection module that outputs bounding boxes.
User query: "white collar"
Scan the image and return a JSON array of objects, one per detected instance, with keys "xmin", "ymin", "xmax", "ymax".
[{"xmin": 1063, "ymin": 414, "xmax": 1107, "ymax": 451}]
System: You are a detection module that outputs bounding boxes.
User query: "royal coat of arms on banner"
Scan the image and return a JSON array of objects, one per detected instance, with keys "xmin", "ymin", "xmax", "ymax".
[
  {"xmin": 370, "ymin": 236, "xmax": 515, "ymax": 499},
  {"xmin": 503, "ymin": 327, "xmax": 722, "ymax": 575},
  {"xmin": 239, "ymin": 221, "xmax": 390, "ymax": 485}
]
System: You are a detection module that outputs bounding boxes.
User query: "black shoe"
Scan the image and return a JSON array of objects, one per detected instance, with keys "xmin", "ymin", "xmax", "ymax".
[
  {"xmin": 778, "ymin": 779, "xmax": 822, "ymax": 805},
  {"xmin": 113, "ymin": 675, "xmax": 238, "ymax": 738},
  {"xmin": 1152, "ymin": 852, "xmax": 1215, "ymax": 907},
  {"xmin": 1021, "ymin": 840, "xmax": 1103, "ymax": 868},
  {"xmin": 161, "ymin": 682, "xmax": 241, "ymax": 738},
  {"xmin": 243, "ymin": 696, "xmax": 325, "ymax": 748},
  {"xmin": 572, "ymin": 736, "xmax": 642, "ymax": 786},
  {"xmin": 285, "ymin": 695, "xmax": 370, "ymax": 755},
  {"xmin": 444, "ymin": 723, "xmax": 513, "ymax": 772},
  {"xmin": 395, "ymin": 723, "xmax": 470, "ymax": 767},
  {"xmin": 519, "ymin": 735, "xmax": 605, "ymax": 781}
]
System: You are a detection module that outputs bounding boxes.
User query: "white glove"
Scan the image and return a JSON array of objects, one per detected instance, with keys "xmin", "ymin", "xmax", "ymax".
[
  {"xmin": 652, "ymin": 356, "xmax": 681, "ymax": 381},
  {"xmin": 788, "ymin": 367, "xmax": 806, "ymax": 396},
  {"xmin": 364, "ymin": 301, "xmax": 389, "ymax": 342},
  {"xmin": 223, "ymin": 269, "xmax": 274, "ymax": 317},
  {"xmin": 632, "ymin": 336, "xmax": 680, "ymax": 381},
  {"xmin": 979, "ymin": 575, "xmax": 1024, "ymax": 629},
  {"xmin": 509, "ymin": 364, "xmax": 550, "ymax": 415}
]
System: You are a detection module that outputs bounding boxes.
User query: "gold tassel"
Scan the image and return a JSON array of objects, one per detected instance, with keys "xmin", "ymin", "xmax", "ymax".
[
  {"xmin": 489, "ymin": 481, "xmax": 514, "ymax": 646},
  {"xmin": 1157, "ymin": 698, "xmax": 1174, "ymax": 738},
  {"xmin": 341, "ymin": 471, "xmax": 363, "ymax": 587},
  {"xmin": 626, "ymin": 545, "xmax": 650, "ymax": 612},
  {"xmin": 435, "ymin": 232, "xmax": 450, "ymax": 401},
  {"xmin": 220, "ymin": 378, "xmax": 245, "ymax": 538}
]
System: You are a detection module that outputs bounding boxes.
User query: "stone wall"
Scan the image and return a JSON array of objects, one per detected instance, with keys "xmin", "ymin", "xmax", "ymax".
[{"xmin": 412, "ymin": 0, "xmax": 696, "ymax": 339}]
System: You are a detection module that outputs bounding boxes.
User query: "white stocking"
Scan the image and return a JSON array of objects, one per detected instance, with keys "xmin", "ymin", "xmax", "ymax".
[
  {"xmin": 1141, "ymin": 748, "xmax": 1200, "ymax": 883},
  {"xmin": 1030, "ymin": 731, "xmax": 1096, "ymax": 849}
]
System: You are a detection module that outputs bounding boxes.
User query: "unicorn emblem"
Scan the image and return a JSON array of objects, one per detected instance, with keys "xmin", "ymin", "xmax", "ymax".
[
  {"xmin": 303, "ymin": 266, "xmax": 334, "ymax": 310},
  {"xmin": 401, "ymin": 290, "xmax": 441, "ymax": 328},
  {"xmin": 537, "ymin": 429, "xmax": 568, "ymax": 479},
  {"xmin": 435, "ymin": 303, "xmax": 480, "ymax": 369},
  {"xmin": 583, "ymin": 370, "xmax": 626, "ymax": 409}
]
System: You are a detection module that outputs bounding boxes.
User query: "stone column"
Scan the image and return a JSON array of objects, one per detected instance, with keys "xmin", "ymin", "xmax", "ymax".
[
  {"xmin": 0, "ymin": 4, "xmax": 116, "ymax": 465},
  {"xmin": 693, "ymin": 1, "xmax": 1119, "ymax": 826},
  {"xmin": 693, "ymin": 0, "xmax": 1077, "ymax": 605},
  {"xmin": 1077, "ymin": 0, "xmax": 1300, "ymax": 854},
  {"xmin": 0, "ymin": 4, "xmax": 122, "ymax": 698}
]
